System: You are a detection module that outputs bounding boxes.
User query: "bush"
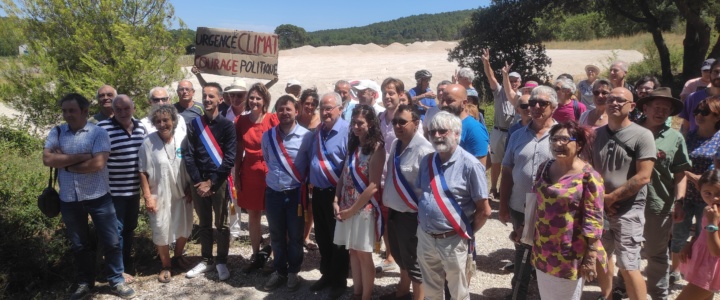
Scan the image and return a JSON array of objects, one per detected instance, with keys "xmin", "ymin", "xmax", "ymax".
[
  {"xmin": 626, "ymin": 41, "xmax": 684, "ymax": 88},
  {"xmin": 0, "ymin": 128, "xmax": 70, "ymax": 297}
]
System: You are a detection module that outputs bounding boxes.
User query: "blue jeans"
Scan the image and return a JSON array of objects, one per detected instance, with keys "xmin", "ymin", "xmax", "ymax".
[
  {"xmin": 112, "ymin": 194, "xmax": 140, "ymax": 270},
  {"xmin": 60, "ymin": 193, "xmax": 124, "ymax": 286},
  {"xmin": 265, "ymin": 187, "xmax": 305, "ymax": 275},
  {"xmin": 671, "ymin": 200, "xmax": 706, "ymax": 253}
]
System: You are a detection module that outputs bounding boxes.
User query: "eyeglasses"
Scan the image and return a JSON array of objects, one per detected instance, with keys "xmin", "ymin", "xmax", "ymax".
[
  {"xmin": 176, "ymin": 87, "xmax": 193, "ymax": 92},
  {"xmin": 607, "ymin": 96, "xmax": 630, "ymax": 105},
  {"xmin": 429, "ymin": 129, "xmax": 449, "ymax": 136},
  {"xmin": 593, "ymin": 90, "xmax": 609, "ymax": 96},
  {"xmin": 392, "ymin": 118, "xmax": 413, "ymax": 126},
  {"xmin": 528, "ymin": 99, "xmax": 550, "ymax": 108},
  {"xmin": 694, "ymin": 108, "xmax": 714, "ymax": 116},
  {"xmin": 97, "ymin": 93, "xmax": 114, "ymax": 98},
  {"xmin": 151, "ymin": 97, "xmax": 169, "ymax": 103},
  {"xmin": 320, "ymin": 105, "xmax": 337, "ymax": 112},
  {"xmin": 550, "ymin": 136, "xmax": 577, "ymax": 145},
  {"xmin": 519, "ymin": 103, "xmax": 530, "ymax": 109}
]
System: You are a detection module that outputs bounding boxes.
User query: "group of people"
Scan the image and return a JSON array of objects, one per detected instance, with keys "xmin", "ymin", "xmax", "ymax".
[{"xmin": 43, "ymin": 51, "xmax": 720, "ymax": 300}]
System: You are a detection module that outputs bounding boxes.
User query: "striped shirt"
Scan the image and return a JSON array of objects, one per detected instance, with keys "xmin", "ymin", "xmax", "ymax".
[{"xmin": 97, "ymin": 117, "xmax": 147, "ymax": 196}]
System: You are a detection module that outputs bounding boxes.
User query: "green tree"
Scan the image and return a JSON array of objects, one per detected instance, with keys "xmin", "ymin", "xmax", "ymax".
[
  {"xmin": 275, "ymin": 24, "xmax": 308, "ymax": 49},
  {"xmin": 0, "ymin": 17, "xmax": 24, "ymax": 56},
  {"xmin": 449, "ymin": 0, "xmax": 552, "ymax": 102},
  {"xmin": 0, "ymin": 0, "xmax": 186, "ymax": 130}
]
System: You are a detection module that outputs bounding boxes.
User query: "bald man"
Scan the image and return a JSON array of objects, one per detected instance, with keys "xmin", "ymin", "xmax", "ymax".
[
  {"xmin": 175, "ymin": 80, "xmax": 205, "ymax": 123},
  {"xmin": 97, "ymin": 95, "xmax": 148, "ymax": 278},
  {"xmin": 592, "ymin": 87, "xmax": 655, "ymax": 300},
  {"xmin": 439, "ymin": 84, "xmax": 490, "ymax": 166}
]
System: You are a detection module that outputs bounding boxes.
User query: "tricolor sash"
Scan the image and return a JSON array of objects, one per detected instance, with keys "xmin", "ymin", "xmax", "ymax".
[
  {"xmin": 428, "ymin": 153, "xmax": 472, "ymax": 240},
  {"xmin": 316, "ymin": 124, "xmax": 341, "ymax": 186},
  {"xmin": 348, "ymin": 149, "xmax": 383, "ymax": 243},
  {"xmin": 268, "ymin": 126, "xmax": 303, "ymax": 184},
  {"xmin": 267, "ymin": 126, "xmax": 308, "ymax": 218},
  {"xmin": 191, "ymin": 116, "xmax": 237, "ymax": 203},
  {"xmin": 392, "ymin": 141, "xmax": 418, "ymax": 210}
]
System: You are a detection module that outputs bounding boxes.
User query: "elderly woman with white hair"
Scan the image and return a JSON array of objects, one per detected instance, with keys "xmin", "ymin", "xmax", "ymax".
[
  {"xmin": 455, "ymin": 67, "xmax": 478, "ymax": 97},
  {"xmin": 553, "ymin": 77, "xmax": 586, "ymax": 123}
]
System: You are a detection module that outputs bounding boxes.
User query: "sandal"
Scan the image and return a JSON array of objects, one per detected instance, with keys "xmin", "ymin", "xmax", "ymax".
[
  {"xmin": 158, "ymin": 267, "xmax": 172, "ymax": 283},
  {"xmin": 303, "ymin": 240, "xmax": 318, "ymax": 251}
]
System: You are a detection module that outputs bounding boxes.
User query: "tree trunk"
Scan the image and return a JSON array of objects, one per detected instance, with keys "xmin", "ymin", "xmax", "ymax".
[
  {"xmin": 648, "ymin": 26, "xmax": 674, "ymax": 85},
  {"xmin": 710, "ymin": 34, "xmax": 720, "ymax": 59},
  {"xmin": 675, "ymin": 0, "xmax": 712, "ymax": 83}
]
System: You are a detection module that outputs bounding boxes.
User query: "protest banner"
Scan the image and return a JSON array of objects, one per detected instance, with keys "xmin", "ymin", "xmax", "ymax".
[{"xmin": 194, "ymin": 27, "xmax": 279, "ymax": 80}]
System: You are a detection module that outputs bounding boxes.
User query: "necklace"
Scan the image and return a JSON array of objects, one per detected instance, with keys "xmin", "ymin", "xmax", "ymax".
[{"xmin": 163, "ymin": 137, "xmax": 177, "ymax": 164}]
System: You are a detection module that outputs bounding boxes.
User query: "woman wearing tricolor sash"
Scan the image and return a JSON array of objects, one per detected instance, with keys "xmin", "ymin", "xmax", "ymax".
[{"xmin": 333, "ymin": 104, "xmax": 386, "ymax": 300}]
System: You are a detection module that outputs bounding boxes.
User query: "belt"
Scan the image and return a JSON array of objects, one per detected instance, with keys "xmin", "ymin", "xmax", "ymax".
[
  {"xmin": 427, "ymin": 230, "xmax": 457, "ymax": 239},
  {"xmin": 313, "ymin": 186, "xmax": 336, "ymax": 192},
  {"xmin": 493, "ymin": 126, "xmax": 508, "ymax": 132}
]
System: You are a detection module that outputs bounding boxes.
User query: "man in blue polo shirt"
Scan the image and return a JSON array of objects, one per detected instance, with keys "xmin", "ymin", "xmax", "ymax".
[{"xmin": 439, "ymin": 84, "xmax": 490, "ymax": 165}]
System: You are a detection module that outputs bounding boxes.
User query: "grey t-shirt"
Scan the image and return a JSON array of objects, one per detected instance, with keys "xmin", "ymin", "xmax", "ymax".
[
  {"xmin": 592, "ymin": 123, "xmax": 656, "ymax": 213},
  {"xmin": 493, "ymin": 86, "xmax": 515, "ymax": 129}
]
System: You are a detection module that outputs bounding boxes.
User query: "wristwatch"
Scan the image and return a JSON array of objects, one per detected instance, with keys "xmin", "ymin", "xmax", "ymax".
[{"xmin": 705, "ymin": 224, "xmax": 719, "ymax": 233}]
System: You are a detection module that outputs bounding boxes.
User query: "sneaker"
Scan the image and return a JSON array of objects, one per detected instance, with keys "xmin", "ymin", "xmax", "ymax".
[
  {"xmin": 111, "ymin": 283, "xmax": 136, "ymax": 299},
  {"xmin": 375, "ymin": 260, "xmax": 398, "ymax": 273},
  {"xmin": 186, "ymin": 262, "xmax": 214, "ymax": 278},
  {"xmin": 669, "ymin": 271, "xmax": 682, "ymax": 286},
  {"xmin": 287, "ymin": 273, "xmax": 301, "ymax": 291},
  {"xmin": 264, "ymin": 271, "xmax": 287, "ymax": 291},
  {"xmin": 309, "ymin": 276, "xmax": 330, "ymax": 291},
  {"xmin": 216, "ymin": 263, "xmax": 230, "ymax": 281},
  {"xmin": 69, "ymin": 283, "xmax": 93, "ymax": 300}
]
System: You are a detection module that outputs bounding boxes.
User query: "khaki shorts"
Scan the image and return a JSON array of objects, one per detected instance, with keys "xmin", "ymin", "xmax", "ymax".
[
  {"xmin": 601, "ymin": 207, "xmax": 645, "ymax": 271},
  {"xmin": 489, "ymin": 128, "xmax": 508, "ymax": 163}
]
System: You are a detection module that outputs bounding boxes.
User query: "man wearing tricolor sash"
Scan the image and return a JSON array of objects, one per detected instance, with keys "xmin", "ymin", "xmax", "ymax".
[
  {"xmin": 381, "ymin": 105, "xmax": 434, "ymax": 300},
  {"xmin": 308, "ymin": 92, "xmax": 351, "ymax": 299},
  {"xmin": 416, "ymin": 111, "xmax": 491, "ymax": 300},
  {"xmin": 183, "ymin": 82, "xmax": 236, "ymax": 281},
  {"xmin": 260, "ymin": 95, "xmax": 313, "ymax": 291}
]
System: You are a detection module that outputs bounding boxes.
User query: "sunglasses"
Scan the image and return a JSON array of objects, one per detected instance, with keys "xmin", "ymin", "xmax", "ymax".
[
  {"xmin": 528, "ymin": 99, "xmax": 550, "ymax": 108},
  {"xmin": 429, "ymin": 129, "xmax": 449, "ymax": 135},
  {"xmin": 151, "ymin": 97, "xmax": 169, "ymax": 103},
  {"xmin": 550, "ymin": 136, "xmax": 577, "ymax": 145},
  {"xmin": 593, "ymin": 90, "xmax": 609, "ymax": 96},
  {"xmin": 391, "ymin": 118, "xmax": 413, "ymax": 126},
  {"xmin": 694, "ymin": 108, "xmax": 714, "ymax": 116},
  {"xmin": 519, "ymin": 103, "xmax": 530, "ymax": 109},
  {"xmin": 98, "ymin": 93, "xmax": 114, "ymax": 98}
]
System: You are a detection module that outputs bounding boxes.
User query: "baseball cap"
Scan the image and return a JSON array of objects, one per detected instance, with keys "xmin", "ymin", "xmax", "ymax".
[
  {"xmin": 286, "ymin": 79, "xmax": 302, "ymax": 89},
  {"xmin": 351, "ymin": 79, "xmax": 380, "ymax": 93},
  {"xmin": 509, "ymin": 72, "xmax": 521, "ymax": 79},
  {"xmin": 702, "ymin": 59, "xmax": 716, "ymax": 71}
]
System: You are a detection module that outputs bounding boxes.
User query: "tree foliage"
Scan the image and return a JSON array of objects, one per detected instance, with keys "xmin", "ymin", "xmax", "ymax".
[
  {"xmin": 0, "ymin": 0, "xmax": 186, "ymax": 130},
  {"xmin": 449, "ymin": 0, "xmax": 552, "ymax": 102},
  {"xmin": 275, "ymin": 24, "xmax": 308, "ymax": 49},
  {"xmin": 0, "ymin": 17, "xmax": 24, "ymax": 56}
]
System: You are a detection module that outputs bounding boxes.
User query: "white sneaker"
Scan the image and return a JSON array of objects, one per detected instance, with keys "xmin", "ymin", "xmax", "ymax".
[
  {"xmin": 216, "ymin": 264, "xmax": 230, "ymax": 281},
  {"xmin": 186, "ymin": 262, "xmax": 214, "ymax": 278}
]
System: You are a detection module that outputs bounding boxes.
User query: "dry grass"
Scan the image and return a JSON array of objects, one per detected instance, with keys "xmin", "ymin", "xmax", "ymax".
[{"xmin": 545, "ymin": 32, "xmax": 686, "ymax": 51}]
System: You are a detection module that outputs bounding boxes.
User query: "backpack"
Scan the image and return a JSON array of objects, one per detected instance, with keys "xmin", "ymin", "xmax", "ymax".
[{"xmin": 573, "ymin": 100, "xmax": 580, "ymax": 121}]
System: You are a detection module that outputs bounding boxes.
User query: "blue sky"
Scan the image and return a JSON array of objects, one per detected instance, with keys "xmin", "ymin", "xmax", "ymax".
[{"xmin": 172, "ymin": 1, "xmax": 490, "ymax": 32}]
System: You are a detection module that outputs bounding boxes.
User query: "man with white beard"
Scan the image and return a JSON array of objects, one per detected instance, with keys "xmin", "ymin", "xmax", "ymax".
[{"xmin": 415, "ymin": 111, "xmax": 491, "ymax": 300}]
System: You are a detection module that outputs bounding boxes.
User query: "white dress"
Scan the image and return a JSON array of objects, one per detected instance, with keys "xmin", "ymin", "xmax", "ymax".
[{"xmin": 138, "ymin": 133, "xmax": 193, "ymax": 246}]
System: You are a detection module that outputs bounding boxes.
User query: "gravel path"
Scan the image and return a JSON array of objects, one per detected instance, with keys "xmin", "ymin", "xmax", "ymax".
[{"xmin": 80, "ymin": 200, "xmax": 705, "ymax": 300}]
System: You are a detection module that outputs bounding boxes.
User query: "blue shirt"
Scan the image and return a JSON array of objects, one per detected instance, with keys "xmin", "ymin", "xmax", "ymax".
[
  {"xmin": 409, "ymin": 87, "xmax": 436, "ymax": 119},
  {"xmin": 44, "ymin": 122, "xmax": 111, "ymax": 202},
  {"xmin": 342, "ymin": 102, "xmax": 384, "ymax": 121},
  {"xmin": 679, "ymin": 89, "xmax": 709, "ymax": 133},
  {"xmin": 262, "ymin": 123, "xmax": 314, "ymax": 191},
  {"xmin": 416, "ymin": 147, "xmax": 488, "ymax": 234},
  {"xmin": 309, "ymin": 118, "xmax": 349, "ymax": 188},
  {"xmin": 97, "ymin": 117, "xmax": 147, "ymax": 197},
  {"xmin": 460, "ymin": 115, "xmax": 490, "ymax": 158}
]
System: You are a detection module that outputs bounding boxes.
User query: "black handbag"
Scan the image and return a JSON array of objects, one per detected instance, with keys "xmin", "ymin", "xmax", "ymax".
[
  {"xmin": 38, "ymin": 126, "xmax": 61, "ymax": 218},
  {"xmin": 38, "ymin": 167, "xmax": 60, "ymax": 218}
]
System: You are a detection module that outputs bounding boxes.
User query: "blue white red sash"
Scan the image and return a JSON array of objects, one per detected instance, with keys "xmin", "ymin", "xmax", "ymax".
[
  {"xmin": 392, "ymin": 141, "xmax": 418, "ymax": 210},
  {"xmin": 348, "ymin": 149, "xmax": 383, "ymax": 242},
  {"xmin": 428, "ymin": 153, "xmax": 472, "ymax": 240},
  {"xmin": 316, "ymin": 124, "xmax": 341, "ymax": 186},
  {"xmin": 191, "ymin": 116, "xmax": 236, "ymax": 203},
  {"xmin": 268, "ymin": 126, "xmax": 303, "ymax": 184}
]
